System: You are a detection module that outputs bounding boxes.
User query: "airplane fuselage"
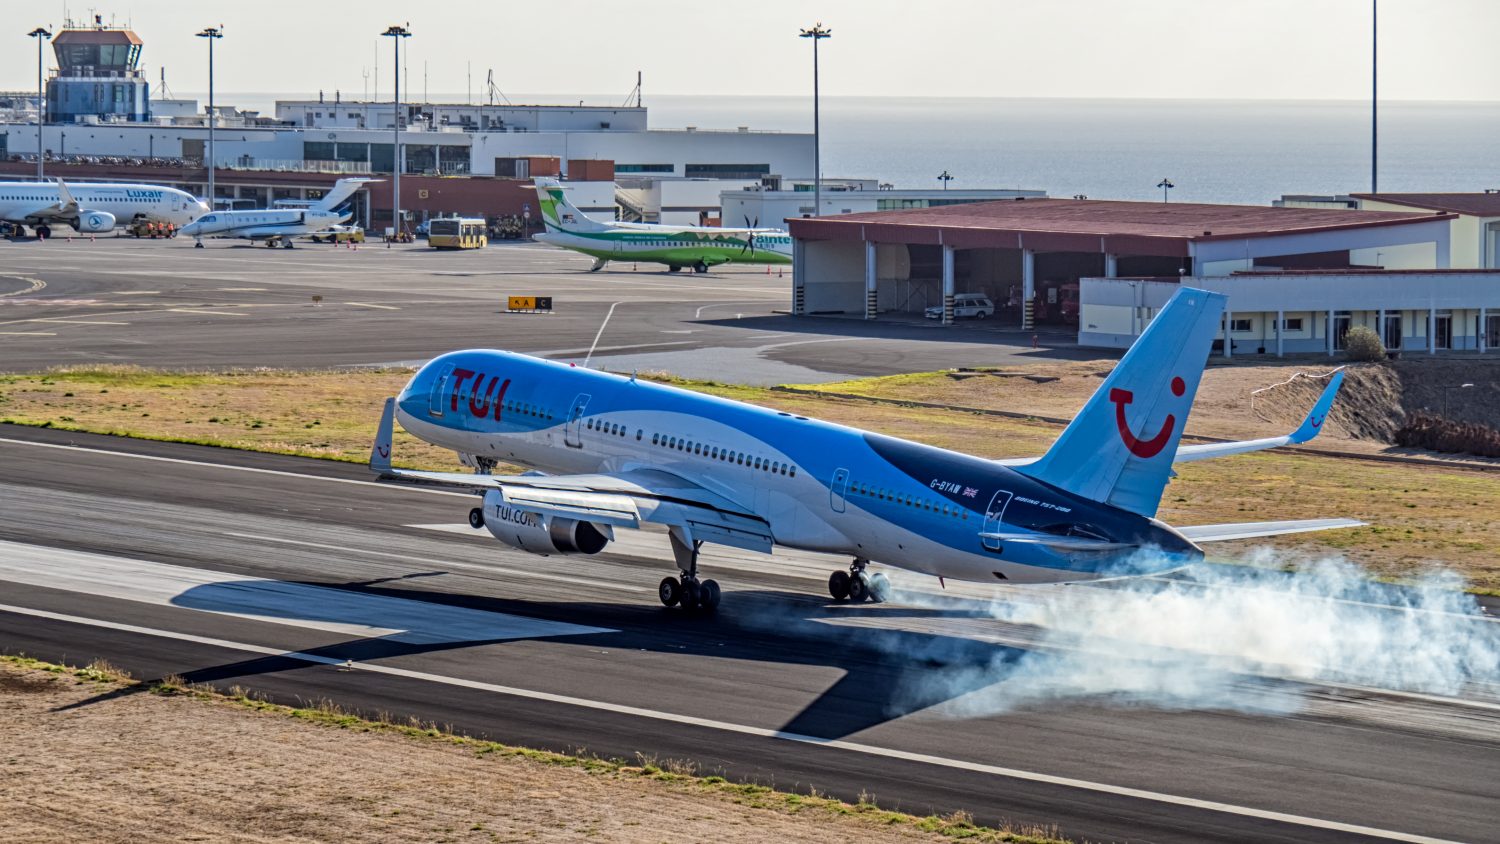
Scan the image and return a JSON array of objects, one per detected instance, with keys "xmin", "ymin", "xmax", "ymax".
[
  {"xmin": 181, "ymin": 209, "xmax": 347, "ymax": 240},
  {"xmin": 534, "ymin": 227, "xmax": 793, "ymax": 268},
  {"xmin": 395, "ymin": 350, "xmax": 1200, "ymax": 585}
]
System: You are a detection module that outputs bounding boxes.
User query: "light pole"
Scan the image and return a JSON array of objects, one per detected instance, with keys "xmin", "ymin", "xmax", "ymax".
[
  {"xmin": 1443, "ymin": 383, "xmax": 1474, "ymax": 418},
  {"xmin": 1371, "ymin": 0, "xmax": 1378, "ymax": 194},
  {"xmin": 799, "ymin": 22, "xmax": 830, "ymax": 217},
  {"xmin": 1157, "ymin": 178, "xmax": 1174, "ymax": 203},
  {"xmin": 938, "ymin": 170, "xmax": 953, "ymax": 190},
  {"xmin": 196, "ymin": 26, "xmax": 223, "ymax": 208},
  {"xmin": 28, "ymin": 26, "xmax": 51, "ymax": 181},
  {"xmin": 383, "ymin": 24, "xmax": 412, "ymax": 239}
]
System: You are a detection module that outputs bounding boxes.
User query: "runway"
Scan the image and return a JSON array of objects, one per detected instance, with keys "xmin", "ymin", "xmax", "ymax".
[
  {"xmin": 0, "ymin": 237, "xmax": 1087, "ymax": 382},
  {"xmin": 2, "ymin": 424, "xmax": 1496, "ymax": 844}
]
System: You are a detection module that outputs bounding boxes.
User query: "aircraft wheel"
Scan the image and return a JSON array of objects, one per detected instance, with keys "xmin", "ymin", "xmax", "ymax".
[
  {"xmin": 693, "ymin": 260, "xmax": 709, "ymax": 274},
  {"xmin": 867, "ymin": 572, "xmax": 891, "ymax": 603},
  {"xmin": 658, "ymin": 576, "xmax": 682, "ymax": 608},
  {"xmin": 679, "ymin": 578, "xmax": 701, "ymax": 611},
  {"xmin": 283, "ymin": 240, "xmax": 295, "ymax": 249},
  {"xmin": 467, "ymin": 507, "xmax": 484, "ymax": 530},
  {"xmin": 698, "ymin": 579, "xmax": 721, "ymax": 612},
  {"xmin": 36, "ymin": 225, "xmax": 51, "ymax": 240},
  {"xmin": 828, "ymin": 570, "xmax": 851, "ymax": 601},
  {"xmin": 194, "ymin": 241, "xmax": 204, "ymax": 248},
  {"xmin": 667, "ymin": 265, "xmax": 683, "ymax": 273},
  {"xmin": 848, "ymin": 572, "xmax": 869, "ymax": 603}
]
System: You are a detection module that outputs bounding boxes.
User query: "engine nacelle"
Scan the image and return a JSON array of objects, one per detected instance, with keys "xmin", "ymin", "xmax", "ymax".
[
  {"xmin": 480, "ymin": 492, "xmax": 611, "ymax": 556},
  {"xmin": 75, "ymin": 211, "xmax": 117, "ymax": 233}
]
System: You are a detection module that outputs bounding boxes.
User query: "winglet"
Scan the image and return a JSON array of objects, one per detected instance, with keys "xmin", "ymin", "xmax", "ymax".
[
  {"xmin": 54, "ymin": 177, "xmax": 77, "ymax": 210},
  {"xmin": 370, "ymin": 397, "xmax": 395, "ymax": 474},
  {"xmin": 1289, "ymin": 369, "xmax": 1344, "ymax": 444}
]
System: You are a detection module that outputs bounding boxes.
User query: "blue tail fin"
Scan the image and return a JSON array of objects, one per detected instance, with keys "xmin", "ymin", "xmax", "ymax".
[{"xmin": 1016, "ymin": 286, "xmax": 1227, "ymax": 517}]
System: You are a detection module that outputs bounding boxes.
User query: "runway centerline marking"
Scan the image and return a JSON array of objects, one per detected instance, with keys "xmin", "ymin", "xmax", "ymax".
[
  {"xmin": 0, "ymin": 601, "xmax": 1459, "ymax": 844},
  {"xmin": 0, "ymin": 331, "xmax": 57, "ymax": 336},
  {"xmin": 0, "ymin": 436, "xmax": 469, "ymax": 499},
  {"xmin": 26, "ymin": 318, "xmax": 131, "ymax": 325},
  {"xmin": 0, "ymin": 540, "xmax": 612, "ymax": 641},
  {"xmin": 166, "ymin": 308, "xmax": 247, "ymax": 317},
  {"xmin": 344, "ymin": 301, "xmax": 401, "ymax": 310}
]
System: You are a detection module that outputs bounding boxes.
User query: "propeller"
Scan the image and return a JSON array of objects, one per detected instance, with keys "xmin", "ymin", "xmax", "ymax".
[{"xmin": 739, "ymin": 215, "xmax": 760, "ymax": 257}]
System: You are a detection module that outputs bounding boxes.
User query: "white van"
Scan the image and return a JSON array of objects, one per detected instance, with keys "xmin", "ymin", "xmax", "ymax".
[{"xmin": 925, "ymin": 294, "xmax": 995, "ymax": 320}]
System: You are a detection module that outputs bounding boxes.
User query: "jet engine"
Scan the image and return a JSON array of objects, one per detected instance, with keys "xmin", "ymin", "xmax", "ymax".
[
  {"xmin": 74, "ymin": 211, "xmax": 117, "ymax": 233},
  {"xmin": 478, "ymin": 495, "xmax": 611, "ymax": 556}
]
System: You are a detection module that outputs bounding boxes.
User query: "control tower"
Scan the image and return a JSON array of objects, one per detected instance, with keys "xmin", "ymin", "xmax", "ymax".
[{"xmin": 46, "ymin": 17, "xmax": 150, "ymax": 123}]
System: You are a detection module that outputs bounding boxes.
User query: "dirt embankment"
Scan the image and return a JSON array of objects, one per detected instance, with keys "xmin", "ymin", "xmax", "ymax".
[{"xmin": 0, "ymin": 661, "xmax": 1057, "ymax": 844}]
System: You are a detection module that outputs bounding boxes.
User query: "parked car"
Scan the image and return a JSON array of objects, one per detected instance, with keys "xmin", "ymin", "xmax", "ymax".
[
  {"xmin": 309, "ymin": 225, "xmax": 365, "ymax": 244},
  {"xmin": 924, "ymin": 293, "xmax": 995, "ymax": 320}
]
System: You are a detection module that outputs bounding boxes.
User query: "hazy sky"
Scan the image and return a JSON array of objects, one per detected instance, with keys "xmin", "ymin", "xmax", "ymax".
[{"xmin": 4, "ymin": 0, "xmax": 1497, "ymax": 103}]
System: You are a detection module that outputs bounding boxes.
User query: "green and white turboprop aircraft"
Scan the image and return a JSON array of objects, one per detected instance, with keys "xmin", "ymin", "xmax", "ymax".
[{"xmin": 531, "ymin": 177, "xmax": 793, "ymax": 273}]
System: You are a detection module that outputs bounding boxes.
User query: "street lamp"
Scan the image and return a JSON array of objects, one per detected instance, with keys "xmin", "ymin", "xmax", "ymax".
[
  {"xmin": 1371, "ymin": 0, "xmax": 1378, "ymax": 194},
  {"xmin": 799, "ymin": 22, "xmax": 831, "ymax": 217},
  {"xmin": 938, "ymin": 170, "xmax": 954, "ymax": 191},
  {"xmin": 1443, "ymin": 383, "xmax": 1474, "ymax": 418},
  {"xmin": 383, "ymin": 24, "xmax": 412, "ymax": 239},
  {"xmin": 196, "ymin": 26, "xmax": 223, "ymax": 208},
  {"xmin": 1157, "ymin": 178, "xmax": 1174, "ymax": 203},
  {"xmin": 27, "ymin": 26, "xmax": 51, "ymax": 181}
]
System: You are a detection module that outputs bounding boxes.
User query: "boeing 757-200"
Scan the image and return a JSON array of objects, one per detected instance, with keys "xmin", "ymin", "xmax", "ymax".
[
  {"xmin": 370, "ymin": 286, "xmax": 1357, "ymax": 611},
  {"xmin": 530, "ymin": 177, "xmax": 792, "ymax": 274}
]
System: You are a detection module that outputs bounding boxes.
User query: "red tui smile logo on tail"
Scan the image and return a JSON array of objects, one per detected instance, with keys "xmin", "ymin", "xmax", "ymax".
[{"xmin": 1110, "ymin": 376, "xmax": 1184, "ymax": 459}]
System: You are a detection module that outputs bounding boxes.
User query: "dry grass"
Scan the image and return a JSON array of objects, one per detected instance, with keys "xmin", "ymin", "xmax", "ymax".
[
  {"xmin": 0, "ymin": 655, "xmax": 1068, "ymax": 844},
  {"xmin": 3, "ymin": 364, "xmax": 1498, "ymax": 591}
]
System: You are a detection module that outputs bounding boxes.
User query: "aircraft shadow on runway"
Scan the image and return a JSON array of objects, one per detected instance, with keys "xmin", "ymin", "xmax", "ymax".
[{"xmin": 56, "ymin": 576, "xmax": 1032, "ymax": 740}]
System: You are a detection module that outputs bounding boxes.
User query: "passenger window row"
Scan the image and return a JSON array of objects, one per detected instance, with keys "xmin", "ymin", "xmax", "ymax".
[
  {"xmin": 508, "ymin": 399, "xmax": 552, "ymax": 421},
  {"xmin": 649, "ymin": 431, "xmax": 797, "ymax": 477},
  {"xmin": 850, "ymin": 480, "xmax": 967, "ymax": 519}
]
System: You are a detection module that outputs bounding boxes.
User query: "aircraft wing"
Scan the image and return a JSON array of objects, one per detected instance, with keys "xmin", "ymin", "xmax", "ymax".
[
  {"xmin": 1174, "ymin": 518, "xmax": 1365, "ymax": 543},
  {"xmin": 1172, "ymin": 369, "xmax": 1344, "ymax": 463},
  {"xmin": 995, "ymin": 369, "xmax": 1345, "ymax": 468},
  {"xmin": 368, "ymin": 399, "xmax": 773, "ymax": 553}
]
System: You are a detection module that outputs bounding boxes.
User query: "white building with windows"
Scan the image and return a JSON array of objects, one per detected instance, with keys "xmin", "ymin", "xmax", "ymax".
[{"xmin": 1080, "ymin": 271, "xmax": 1500, "ymax": 356}]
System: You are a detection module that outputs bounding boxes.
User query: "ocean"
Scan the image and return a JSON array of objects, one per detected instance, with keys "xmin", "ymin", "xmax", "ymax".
[{"xmin": 203, "ymin": 93, "xmax": 1500, "ymax": 205}]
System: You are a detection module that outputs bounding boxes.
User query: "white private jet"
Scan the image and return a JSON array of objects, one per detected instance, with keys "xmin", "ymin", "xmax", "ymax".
[
  {"xmin": 179, "ymin": 178, "xmax": 379, "ymax": 248},
  {"xmin": 0, "ymin": 178, "xmax": 206, "ymax": 239}
]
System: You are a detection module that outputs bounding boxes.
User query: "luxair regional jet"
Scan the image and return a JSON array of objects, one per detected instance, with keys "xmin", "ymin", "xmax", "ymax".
[
  {"xmin": 0, "ymin": 177, "xmax": 205, "ymax": 239},
  {"xmin": 371, "ymin": 287, "xmax": 1357, "ymax": 611},
  {"xmin": 531, "ymin": 177, "xmax": 793, "ymax": 274}
]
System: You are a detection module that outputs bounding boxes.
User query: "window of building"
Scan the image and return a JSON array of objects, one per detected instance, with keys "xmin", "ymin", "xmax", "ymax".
[
  {"xmin": 616, "ymin": 164, "xmax": 674, "ymax": 173},
  {"xmin": 1282, "ymin": 317, "xmax": 1304, "ymax": 331},
  {"xmin": 684, "ymin": 163, "xmax": 771, "ymax": 179},
  {"xmin": 1230, "ymin": 318, "xmax": 1252, "ymax": 332}
]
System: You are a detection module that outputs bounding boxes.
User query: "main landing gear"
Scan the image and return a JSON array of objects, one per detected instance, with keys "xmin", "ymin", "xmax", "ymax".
[
  {"xmin": 828, "ymin": 558, "xmax": 891, "ymax": 603},
  {"xmin": 692, "ymin": 260, "xmax": 709, "ymax": 274},
  {"xmin": 658, "ymin": 527, "xmax": 721, "ymax": 613}
]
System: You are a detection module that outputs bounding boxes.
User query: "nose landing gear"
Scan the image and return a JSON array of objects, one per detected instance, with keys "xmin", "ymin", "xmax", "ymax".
[
  {"xmin": 829, "ymin": 558, "xmax": 890, "ymax": 603},
  {"xmin": 659, "ymin": 527, "xmax": 720, "ymax": 613}
]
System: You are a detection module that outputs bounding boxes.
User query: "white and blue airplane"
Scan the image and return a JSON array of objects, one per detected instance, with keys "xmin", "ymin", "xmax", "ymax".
[
  {"xmin": 0, "ymin": 177, "xmax": 206, "ymax": 238},
  {"xmin": 371, "ymin": 287, "xmax": 1357, "ymax": 611},
  {"xmin": 179, "ymin": 178, "xmax": 377, "ymax": 248}
]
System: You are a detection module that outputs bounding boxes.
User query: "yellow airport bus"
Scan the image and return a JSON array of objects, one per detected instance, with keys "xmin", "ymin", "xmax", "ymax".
[{"xmin": 428, "ymin": 218, "xmax": 488, "ymax": 250}]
